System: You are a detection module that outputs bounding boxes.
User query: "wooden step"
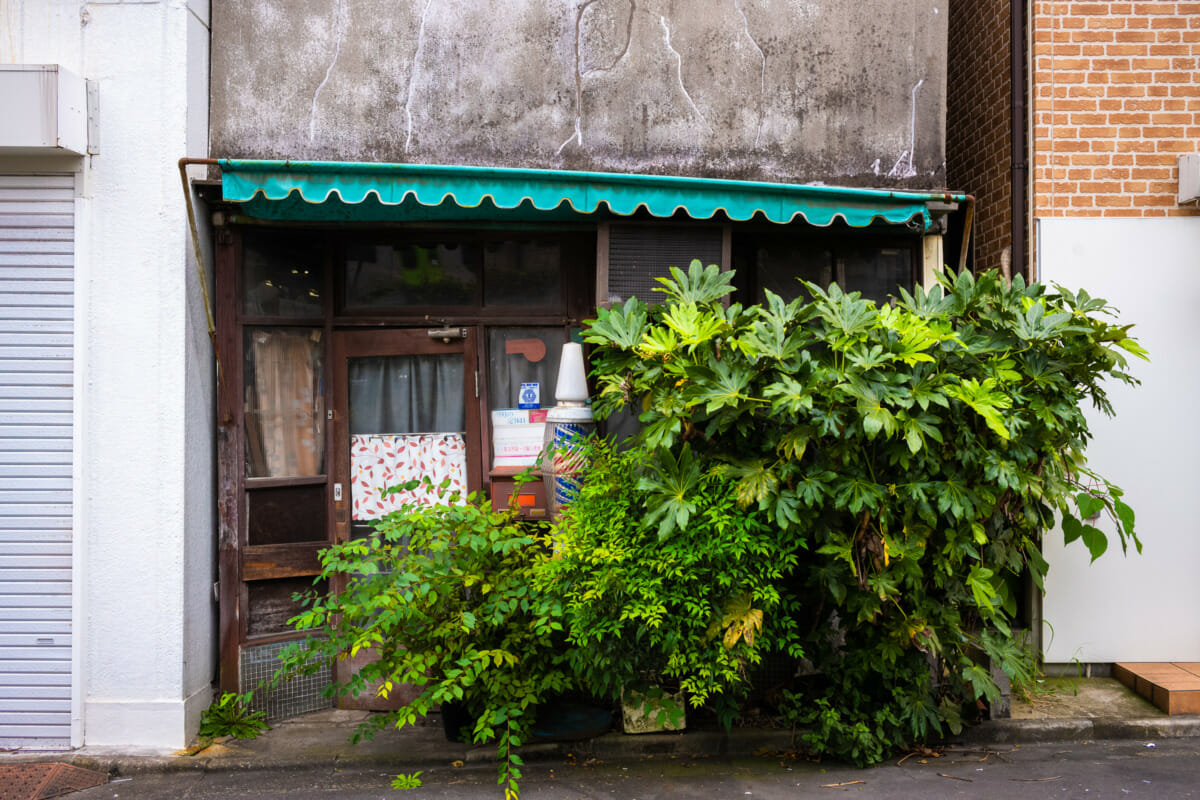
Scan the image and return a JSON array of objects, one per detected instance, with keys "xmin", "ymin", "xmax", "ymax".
[{"xmin": 1114, "ymin": 662, "xmax": 1200, "ymax": 715}]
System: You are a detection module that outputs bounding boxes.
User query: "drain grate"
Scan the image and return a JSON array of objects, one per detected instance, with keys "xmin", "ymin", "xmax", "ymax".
[{"xmin": 0, "ymin": 763, "xmax": 108, "ymax": 800}]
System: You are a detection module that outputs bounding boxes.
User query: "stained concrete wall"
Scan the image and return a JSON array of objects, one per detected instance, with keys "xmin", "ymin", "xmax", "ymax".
[{"xmin": 211, "ymin": 0, "xmax": 948, "ymax": 188}]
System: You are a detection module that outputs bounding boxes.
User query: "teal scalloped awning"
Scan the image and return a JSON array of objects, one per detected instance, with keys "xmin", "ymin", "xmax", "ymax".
[{"xmin": 219, "ymin": 160, "xmax": 962, "ymax": 230}]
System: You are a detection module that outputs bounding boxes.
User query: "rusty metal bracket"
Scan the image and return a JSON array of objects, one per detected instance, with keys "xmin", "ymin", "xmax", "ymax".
[{"xmin": 179, "ymin": 157, "xmax": 223, "ymax": 380}]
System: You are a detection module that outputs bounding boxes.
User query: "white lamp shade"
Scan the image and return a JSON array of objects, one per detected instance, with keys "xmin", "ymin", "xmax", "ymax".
[{"xmin": 554, "ymin": 342, "xmax": 589, "ymax": 404}]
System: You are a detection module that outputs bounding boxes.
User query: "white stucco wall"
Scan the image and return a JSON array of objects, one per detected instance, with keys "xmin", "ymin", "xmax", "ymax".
[
  {"xmin": 1038, "ymin": 217, "xmax": 1200, "ymax": 664},
  {"xmin": 3, "ymin": 0, "xmax": 215, "ymax": 749}
]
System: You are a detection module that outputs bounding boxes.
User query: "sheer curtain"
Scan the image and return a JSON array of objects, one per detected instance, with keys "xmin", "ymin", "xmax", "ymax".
[
  {"xmin": 348, "ymin": 355, "xmax": 466, "ymax": 518},
  {"xmin": 244, "ymin": 328, "xmax": 325, "ymax": 478}
]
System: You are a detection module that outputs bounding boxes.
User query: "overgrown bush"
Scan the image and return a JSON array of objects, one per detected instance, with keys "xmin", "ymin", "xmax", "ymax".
[
  {"xmin": 580, "ymin": 262, "xmax": 1143, "ymax": 764},
  {"xmin": 278, "ymin": 479, "xmax": 572, "ymax": 798},
  {"xmin": 540, "ymin": 441, "xmax": 804, "ymax": 728},
  {"xmin": 280, "ymin": 263, "xmax": 1144, "ymax": 792}
]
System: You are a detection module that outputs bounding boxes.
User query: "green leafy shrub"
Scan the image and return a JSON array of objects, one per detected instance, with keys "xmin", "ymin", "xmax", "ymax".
[
  {"xmin": 198, "ymin": 691, "xmax": 269, "ymax": 740},
  {"xmin": 542, "ymin": 440, "xmax": 804, "ymax": 726},
  {"xmin": 581, "ymin": 262, "xmax": 1143, "ymax": 764},
  {"xmin": 277, "ymin": 479, "xmax": 573, "ymax": 797},
  {"xmin": 280, "ymin": 263, "xmax": 1144, "ymax": 783}
]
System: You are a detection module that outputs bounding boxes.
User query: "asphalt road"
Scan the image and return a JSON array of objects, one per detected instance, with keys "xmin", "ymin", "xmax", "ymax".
[{"xmin": 77, "ymin": 738, "xmax": 1200, "ymax": 799}]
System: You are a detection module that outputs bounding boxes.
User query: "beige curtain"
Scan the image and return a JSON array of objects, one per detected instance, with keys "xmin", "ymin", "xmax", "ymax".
[{"xmin": 245, "ymin": 328, "xmax": 324, "ymax": 477}]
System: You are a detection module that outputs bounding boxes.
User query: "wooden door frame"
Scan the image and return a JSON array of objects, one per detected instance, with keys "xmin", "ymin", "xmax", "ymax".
[
  {"xmin": 328, "ymin": 327, "xmax": 482, "ymax": 709},
  {"xmin": 214, "ymin": 223, "xmax": 592, "ymax": 693}
]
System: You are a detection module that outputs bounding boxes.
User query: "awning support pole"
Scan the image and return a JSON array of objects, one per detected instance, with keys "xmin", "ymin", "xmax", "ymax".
[{"xmin": 958, "ymin": 194, "xmax": 976, "ymax": 274}]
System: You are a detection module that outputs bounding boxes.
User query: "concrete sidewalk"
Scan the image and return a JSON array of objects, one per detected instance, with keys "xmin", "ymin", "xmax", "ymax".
[{"xmin": 7, "ymin": 678, "xmax": 1200, "ymax": 778}]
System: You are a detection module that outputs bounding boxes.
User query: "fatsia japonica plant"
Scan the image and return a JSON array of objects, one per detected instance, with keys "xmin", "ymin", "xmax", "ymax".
[{"xmin": 581, "ymin": 261, "xmax": 1145, "ymax": 764}]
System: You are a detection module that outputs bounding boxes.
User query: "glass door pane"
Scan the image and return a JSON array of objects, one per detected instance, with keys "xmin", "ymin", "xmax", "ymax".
[{"xmin": 348, "ymin": 353, "xmax": 467, "ymax": 522}]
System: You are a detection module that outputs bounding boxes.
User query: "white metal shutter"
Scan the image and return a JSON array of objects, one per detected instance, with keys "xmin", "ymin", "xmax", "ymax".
[{"xmin": 0, "ymin": 173, "xmax": 74, "ymax": 749}]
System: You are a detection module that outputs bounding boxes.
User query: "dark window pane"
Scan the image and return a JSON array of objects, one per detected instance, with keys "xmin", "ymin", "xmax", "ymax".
[
  {"xmin": 838, "ymin": 245, "xmax": 913, "ymax": 304},
  {"xmin": 487, "ymin": 327, "xmax": 569, "ymax": 409},
  {"xmin": 343, "ymin": 241, "xmax": 479, "ymax": 308},
  {"xmin": 754, "ymin": 244, "xmax": 834, "ymax": 303},
  {"xmin": 748, "ymin": 237, "xmax": 914, "ymax": 305},
  {"xmin": 483, "ymin": 241, "xmax": 562, "ymax": 306},
  {"xmin": 247, "ymin": 485, "xmax": 326, "ymax": 545},
  {"xmin": 247, "ymin": 578, "xmax": 327, "ymax": 637},
  {"xmin": 244, "ymin": 328, "xmax": 325, "ymax": 478},
  {"xmin": 243, "ymin": 232, "xmax": 323, "ymax": 317}
]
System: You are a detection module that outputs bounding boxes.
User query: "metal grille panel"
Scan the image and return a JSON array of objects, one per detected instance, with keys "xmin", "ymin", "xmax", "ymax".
[
  {"xmin": 240, "ymin": 640, "xmax": 333, "ymax": 722},
  {"xmin": 606, "ymin": 224, "xmax": 723, "ymax": 305},
  {"xmin": 0, "ymin": 174, "xmax": 74, "ymax": 750}
]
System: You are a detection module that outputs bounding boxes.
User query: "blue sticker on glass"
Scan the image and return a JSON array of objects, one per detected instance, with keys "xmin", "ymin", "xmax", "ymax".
[{"xmin": 518, "ymin": 382, "xmax": 540, "ymax": 409}]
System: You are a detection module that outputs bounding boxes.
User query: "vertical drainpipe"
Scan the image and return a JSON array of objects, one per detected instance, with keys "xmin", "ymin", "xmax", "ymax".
[
  {"xmin": 1012, "ymin": 0, "xmax": 1042, "ymax": 661},
  {"xmin": 1011, "ymin": 0, "xmax": 1027, "ymax": 281}
]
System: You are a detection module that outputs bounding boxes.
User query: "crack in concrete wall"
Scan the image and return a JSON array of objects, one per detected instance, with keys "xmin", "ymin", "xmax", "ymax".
[
  {"xmin": 659, "ymin": 14, "xmax": 712, "ymax": 135},
  {"xmin": 731, "ymin": 0, "xmax": 765, "ymax": 148},
  {"xmin": 403, "ymin": 0, "xmax": 435, "ymax": 153},
  {"xmin": 210, "ymin": 0, "xmax": 948, "ymax": 188},
  {"xmin": 561, "ymin": 0, "xmax": 636, "ymax": 154},
  {"xmin": 888, "ymin": 77, "xmax": 925, "ymax": 179},
  {"xmin": 309, "ymin": 0, "xmax": 345, "ymax": 142}
]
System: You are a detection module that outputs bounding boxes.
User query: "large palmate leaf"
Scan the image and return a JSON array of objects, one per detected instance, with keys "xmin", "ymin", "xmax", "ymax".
[
  {"xmin": 763, "ymin": 372, "xmax": 814, "ymax": 415},
  {"xmin": 714, "ymin": 459, "xmax": 780, "ymax": 508},
  {"xmin": 654, "ymin": 260, "xmax": 735, "ymax": 306},
  {"xmin": 682, "ymin": 359, "xmax": 756, "ymax": 414},
  {"xmin": 945, "ymin": 378, "xmax": 1012, "ymax": 440},
  {"xmin": 661, "ymin": 301, "xmax": 726, "ymax": 350},
  {"xmin": 584, "ymin": 297, "xmax": 648, "ymax": 350},
  {"xmin": 805, "ymin": 281, "xmax": 878, "ymax": 345},
  {"xmin": 637, "ymin": 443, "xmax": 704, "ymax": 540}
]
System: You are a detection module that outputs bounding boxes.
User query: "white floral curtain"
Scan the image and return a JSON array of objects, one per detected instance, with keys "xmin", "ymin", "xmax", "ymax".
[{"xmin": 350, "ymin": 433, "xmax": 467, "ymax": 520}]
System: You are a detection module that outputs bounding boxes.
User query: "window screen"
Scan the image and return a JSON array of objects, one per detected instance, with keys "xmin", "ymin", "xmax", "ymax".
[
  {"xmin": 738, "ymin": 234, "xmax": 916, "ymax": 306},
  {"xmin": 606, "ymin": 224, "xmax": 724, "ymax": 305}
]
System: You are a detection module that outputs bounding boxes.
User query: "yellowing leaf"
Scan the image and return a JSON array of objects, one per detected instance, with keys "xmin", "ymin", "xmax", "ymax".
[{"xmin": 708, "ymin": 593, "xmax": 764, "ymax": 650}]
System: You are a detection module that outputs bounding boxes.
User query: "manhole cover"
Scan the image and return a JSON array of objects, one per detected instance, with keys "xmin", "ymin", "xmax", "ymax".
[{"xmin": 0, "ymin": 763, "xmax": 108, "ymax": 800}]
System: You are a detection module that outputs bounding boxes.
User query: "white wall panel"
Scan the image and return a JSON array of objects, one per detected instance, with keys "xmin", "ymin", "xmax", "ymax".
[{"xmin": 1039, "ymin": 217, "xmax": 1200, "ymax": 663}]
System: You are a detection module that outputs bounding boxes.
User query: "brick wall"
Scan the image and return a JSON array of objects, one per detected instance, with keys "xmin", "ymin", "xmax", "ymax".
[
  {"xmin": 1033, "ymin": 1, "xmax": 1200, "ymax": 218},
  {"xmin": 947, "ymin": 0, "xmax": 1017, "ymax": 275}
]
